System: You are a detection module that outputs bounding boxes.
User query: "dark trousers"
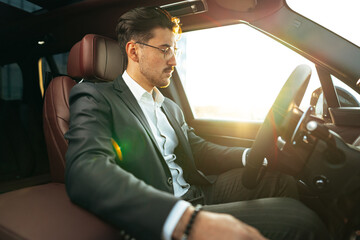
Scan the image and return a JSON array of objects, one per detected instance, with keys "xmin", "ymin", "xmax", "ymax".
[{"xmin": 182, "ymin": 168, "xmax": 330, "ymax": 240}]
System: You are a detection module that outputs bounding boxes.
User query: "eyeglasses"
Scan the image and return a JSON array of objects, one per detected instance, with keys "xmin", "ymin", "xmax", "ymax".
[{"xmin": 135, "ymin": 42, "xmax": 179, "ymax": 60}]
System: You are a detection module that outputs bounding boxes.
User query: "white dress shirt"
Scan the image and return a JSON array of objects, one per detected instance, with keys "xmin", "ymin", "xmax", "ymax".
[{"xmin": 122, "ymin": 71, "xmax": 191, "ymax": 240}]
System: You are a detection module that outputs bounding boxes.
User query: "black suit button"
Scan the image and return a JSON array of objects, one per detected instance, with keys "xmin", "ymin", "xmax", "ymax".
[{"xmin": 167, "ymin": 177, "xmax": 173, "ymax": 186}]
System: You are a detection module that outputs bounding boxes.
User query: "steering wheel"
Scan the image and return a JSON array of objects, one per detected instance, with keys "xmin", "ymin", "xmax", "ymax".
[{"xmin": 242, "ymin": 64, "xmax": 312, "ymax": 189}]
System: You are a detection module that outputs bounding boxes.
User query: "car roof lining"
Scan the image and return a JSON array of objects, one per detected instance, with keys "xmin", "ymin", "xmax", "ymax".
[{"xmin": 1, "ymin": 0, "xmax": 359, "ymax": 88}]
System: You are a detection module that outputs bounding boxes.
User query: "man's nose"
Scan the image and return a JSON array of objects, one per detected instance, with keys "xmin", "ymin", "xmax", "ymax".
[{"xmin": 167, "ymin": 54, "xmax": 177, "ymax": 66}]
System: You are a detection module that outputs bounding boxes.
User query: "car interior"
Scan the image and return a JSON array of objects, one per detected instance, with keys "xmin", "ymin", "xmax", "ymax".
[
  {"xmin": 1, "ymin": 0, "xmax": 360, "ymax": 239},
  {"xmin": 1, "ymin": 33, "xmax": 124, "ymax": 240}
]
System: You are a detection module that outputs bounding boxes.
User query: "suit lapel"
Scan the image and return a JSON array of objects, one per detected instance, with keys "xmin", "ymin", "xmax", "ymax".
[
  {"xmin": 162, "ymin": 103, "xmax": 212, "ymax": 184},
  {"xmin": 113, "ymin": 75, "xmax": 195, "ymax": 169},
  {"xmin": 113, "ymin": 75, "xmax": 160, "ymax": 153},
  {"xmin": 161, "ymin": 103, "xmax": 194, "ymax": 162}
]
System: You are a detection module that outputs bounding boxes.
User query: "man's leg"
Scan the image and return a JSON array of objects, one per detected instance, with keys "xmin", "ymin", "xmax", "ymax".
[
  {"xmin": 182, "ymin": 169, "xmax": 330, "ymax": 239},
  {"xmin": 203, "ymin": 197, "xmax": 330, "ymax": 240},
  {"xmin": 194, "ymin": 168, "xmax": 330, "ymax": 239},
  {"xmin": 201, "ymin": 168, "xmax": 298, "ymax": 204}
]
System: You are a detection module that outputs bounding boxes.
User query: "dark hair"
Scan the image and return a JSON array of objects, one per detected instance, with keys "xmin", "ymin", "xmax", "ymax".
[{"xmin": 115, "ymin": 7, "xmax": 176, "ymax": 67}]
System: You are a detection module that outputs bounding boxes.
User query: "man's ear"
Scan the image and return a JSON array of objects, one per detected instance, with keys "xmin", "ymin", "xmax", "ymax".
[{"xmin": 126, "ymin": 41, "xmax": 139, "ymax": 63}]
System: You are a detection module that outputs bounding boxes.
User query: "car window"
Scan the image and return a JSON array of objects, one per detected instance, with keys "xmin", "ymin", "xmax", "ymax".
[
  {"xmin": 311, "ymin": 75, "xmax": 360, "ymax": 119},
  {"xmin": 0, "ymin": 63, "xmax": 23, "ymax": 100},
  {"xmin": 0, "ymin": 0, "xmax": 41, "ymax": 13},
  {"xmin": 332, "ymin": 75, "xmax": 360, "ymax": 105},
  {"xmin": 287, "ymin": 0, "xmax": 360, "ymax": 47},
  {"xmin": 176, "ymin": 23, "xmax": 320, "ymax": 121},
  {"xmin": 39, "ymin": 52, "xmax": 69, "ymax": 97}
]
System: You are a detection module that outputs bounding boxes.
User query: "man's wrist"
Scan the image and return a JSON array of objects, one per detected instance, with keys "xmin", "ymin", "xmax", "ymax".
[
  {"xmin": 172, "ymin": 206, "xmax": 194, "ymax": 240},
  {"xmin": 163, "ymin": 201, "xmax": 191, "ymax": 240},
  {"xmin": 181, "ymin": 204, "xmax": 202, "ymax": 240},
  {"xmin": 242, "ymin": 148, "xmax": 250, "ymax": 167},
  {"xmin": 241, "ymin": 148, "xmax": 268, "ymax": 167}
]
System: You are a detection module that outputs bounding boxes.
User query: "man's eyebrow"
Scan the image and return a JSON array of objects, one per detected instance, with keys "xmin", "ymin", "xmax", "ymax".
[{"xmin": 160, "ymin": 43, "xmax": 173, "ymax": 48}]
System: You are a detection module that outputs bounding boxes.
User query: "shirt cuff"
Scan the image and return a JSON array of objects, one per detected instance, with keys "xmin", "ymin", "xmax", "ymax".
[
  {"xmin": 242, "ymin": 148, "xmax": 250, "ymax": 167},
  {"xmin": 162, "ymin": 200, "xmax": 191, "ymax": 240}
]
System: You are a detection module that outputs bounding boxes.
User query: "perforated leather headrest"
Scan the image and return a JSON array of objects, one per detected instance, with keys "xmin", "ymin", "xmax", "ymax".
[{"xmin": 67, "ymin": 34, "xmax": 125, "ymax": 82}]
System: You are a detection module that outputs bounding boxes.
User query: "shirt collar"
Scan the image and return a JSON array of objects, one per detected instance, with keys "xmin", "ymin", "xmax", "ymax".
[{"xmin": 122, "ymin": 70, "xmax": 164, "ymax": 105}]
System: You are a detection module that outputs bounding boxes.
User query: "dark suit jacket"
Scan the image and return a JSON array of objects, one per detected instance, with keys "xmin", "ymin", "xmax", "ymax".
[{"xmin": 65, "ymin": 75, "xmax": 245, "ymax": 239}]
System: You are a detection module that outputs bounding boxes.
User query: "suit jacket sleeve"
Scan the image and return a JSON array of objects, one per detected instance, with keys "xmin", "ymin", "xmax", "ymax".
[
  {"xmin": 165, "ymin": 99, "xmax": 246, "ymax": 175},
  {"xmin": 65, "ymin": 83, "xmax": 179, "ymax": 239},
  {"xmin": 188, "ymin": 129, "xmax": 246, "ymax": 175}
]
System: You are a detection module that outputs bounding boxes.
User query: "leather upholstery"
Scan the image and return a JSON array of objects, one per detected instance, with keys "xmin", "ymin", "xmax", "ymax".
[
  {"xmin": 43, "ymin": 34, "xmax": 124, "ymax": 182},
  {"xmin": 353, "ymin": 135, "xmax": 360, "ymax": 146},
  {"xmin": 43, "ymin": 76, "xmax": 76, "ymax": 182},
  {"xmin": 67, "ymin": 34, "xmax": 125, "ymax": 81},
  {"xmin": 0, "ymin": 34, "xmax": 126, "ymax": 240},
  {"xmin": 0, "ymin": 183, "xmax": 120, "ymax": 240}
]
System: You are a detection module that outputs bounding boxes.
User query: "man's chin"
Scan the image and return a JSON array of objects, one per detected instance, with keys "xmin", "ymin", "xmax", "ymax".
[{"xmin": 159, "ymin": 78, "xmax": 171, "ymax": 88}]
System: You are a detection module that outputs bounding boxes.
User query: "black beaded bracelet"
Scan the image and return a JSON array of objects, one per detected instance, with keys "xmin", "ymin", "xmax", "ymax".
[{"xmin": 181, "ymin": 204, "xmax": 202, "ymax": 240}]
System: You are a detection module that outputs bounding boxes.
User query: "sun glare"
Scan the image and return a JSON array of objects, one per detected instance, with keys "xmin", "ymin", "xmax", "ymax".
[
  {"xmin": 177, "ymin": 24, "xmax": 320, "ymax": 121},
  {"xmin": 287, "ymin": 0, "xmax": 360, "ymax": 47},
  {"xmin": 176, "ymin": 1, "xmax": 359, "ymax": 121}
]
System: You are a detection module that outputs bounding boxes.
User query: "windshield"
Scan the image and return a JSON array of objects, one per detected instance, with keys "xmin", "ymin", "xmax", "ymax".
[{"xmin": 287, "ymin": 0, "xmax": 360, "ymax": 47}]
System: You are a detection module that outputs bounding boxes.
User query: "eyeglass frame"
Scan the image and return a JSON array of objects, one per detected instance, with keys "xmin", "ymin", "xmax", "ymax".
[{"xmin": 135, "ymin": 42, "xmax": 178, "ymax": 60}]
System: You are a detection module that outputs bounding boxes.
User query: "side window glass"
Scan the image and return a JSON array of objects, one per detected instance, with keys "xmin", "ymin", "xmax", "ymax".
[
  {"xmin": 48, "ymin": 52, "xmax": 69, "ymax": 75},
  {"xmin": 308, "ymin": 76, "xmax": 360, "ymax": 119},
  {"xmin": 176, "ymin": 23, "xmax": 320, "ymax": 121},
  {"xmin": 0, "ymin": 63, "xmax": 23, "ymax": 100},
  {"xmin": 38, "ymin": 52, "xmax": 69, "ymax": 97},
  {"xmin": 332, "ymin": 76, "xmax": 360, "ymax": 107}
]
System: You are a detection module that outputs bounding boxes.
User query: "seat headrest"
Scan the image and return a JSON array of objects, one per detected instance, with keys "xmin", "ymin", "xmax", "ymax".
[{"xmin": 67, "ymin": 34, "xmax": 125, "ymax": 82}]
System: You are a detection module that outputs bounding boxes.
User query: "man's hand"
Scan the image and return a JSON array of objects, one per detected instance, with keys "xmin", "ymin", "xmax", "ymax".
[{"xmin": 172, "ymin": 206, "xmax": 268, "ymax": 240}]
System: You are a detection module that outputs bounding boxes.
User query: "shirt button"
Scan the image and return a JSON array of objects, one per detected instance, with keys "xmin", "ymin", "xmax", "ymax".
[{"xmin": 167, "ymin": 177, "xmax": 173, "ymax": 186}]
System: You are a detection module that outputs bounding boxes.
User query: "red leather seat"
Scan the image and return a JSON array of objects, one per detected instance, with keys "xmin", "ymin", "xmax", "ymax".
[
  {"xmin": 44, "ymin": 34, "xmax": 125, "ymax": 182},
  {"xmin": 0, "ymin": 34, "xmax": 126, "ymax": 240},
  {"xmin": 43, "ymin": 76, "xmax": 76, "ymax": 182}
]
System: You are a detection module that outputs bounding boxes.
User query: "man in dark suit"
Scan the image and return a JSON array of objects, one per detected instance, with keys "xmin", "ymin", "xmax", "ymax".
[{"xmin": 65, "ymin": 7, "xmax": 329, "ymax": 240}]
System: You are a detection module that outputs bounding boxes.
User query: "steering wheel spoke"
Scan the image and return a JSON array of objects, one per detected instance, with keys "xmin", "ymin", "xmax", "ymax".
[{"xmin": 242, "ymin": 65, "xmax": 312, "ymax": 189}]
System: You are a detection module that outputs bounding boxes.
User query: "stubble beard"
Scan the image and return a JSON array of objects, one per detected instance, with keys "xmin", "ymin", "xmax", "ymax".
[{"xmin": 139, "ymin": 61, "xmax": 171, "ymax": 89}]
